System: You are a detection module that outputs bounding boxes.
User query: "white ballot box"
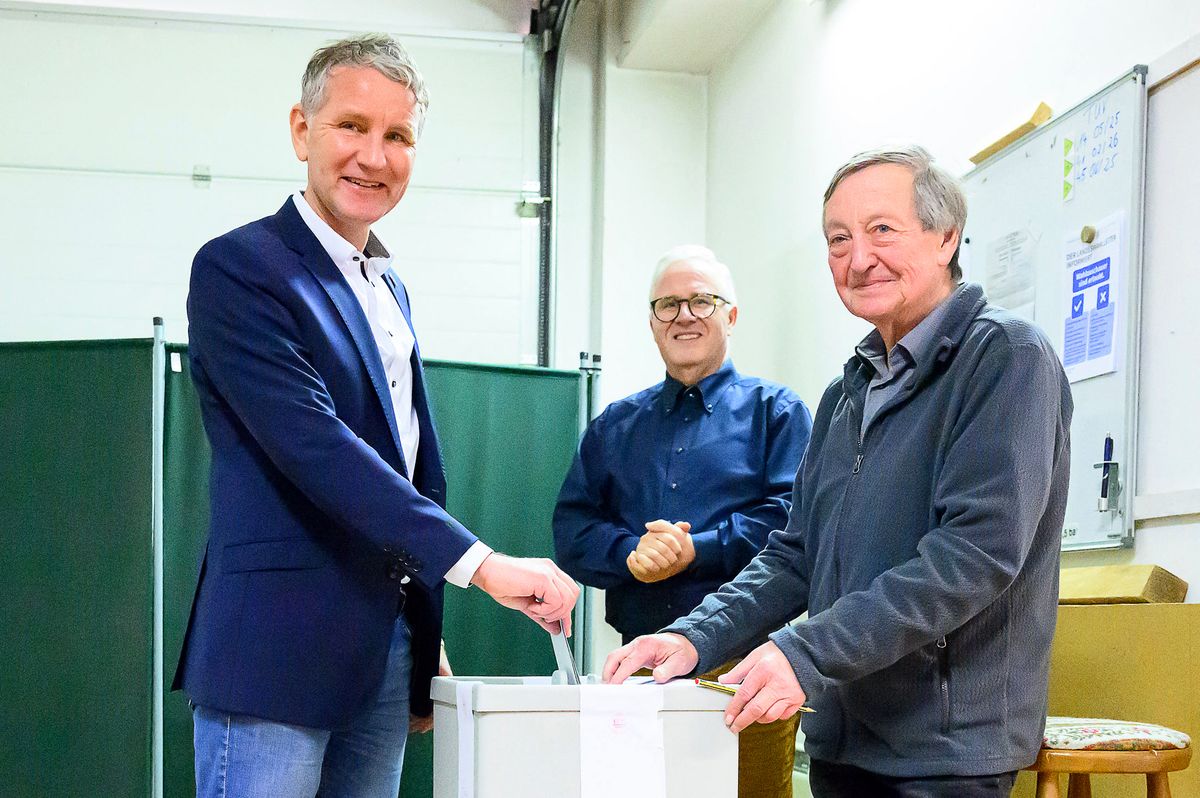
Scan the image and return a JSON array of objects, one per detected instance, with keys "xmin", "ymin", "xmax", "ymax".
[{"xmin": 432, "ymin": 676, "xmax": 738, "ymax": 798}]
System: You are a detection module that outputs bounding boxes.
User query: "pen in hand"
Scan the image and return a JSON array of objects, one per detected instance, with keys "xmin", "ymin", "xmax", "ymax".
[{"xmin": 694, "ymin": 678, "xmax": 816, "ymax": 712}]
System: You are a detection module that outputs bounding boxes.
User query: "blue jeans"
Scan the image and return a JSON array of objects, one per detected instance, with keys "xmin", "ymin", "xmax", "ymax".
[{"xmin": 194, "ymin": 617, "xmax": 413, "ymax": 798}]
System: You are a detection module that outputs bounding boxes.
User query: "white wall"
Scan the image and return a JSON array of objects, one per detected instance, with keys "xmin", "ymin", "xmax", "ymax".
[
  {"xmin": 553, "ymin": 0, "xmax": 603, "ymax": 371},
  {"xmin": 0, "ymin": 0, "xmax": 536, "ymax": 34},
  {"xmin": 705, "ymin": 1, "xmax": 1200, "ymax": 595},
  {"xmin": 0, "ymin": 2, "xmax": 541, "ymax": 363},
  {"xmin": 588, "ymin": 0, "xmax": 709, "ymax": 405}
]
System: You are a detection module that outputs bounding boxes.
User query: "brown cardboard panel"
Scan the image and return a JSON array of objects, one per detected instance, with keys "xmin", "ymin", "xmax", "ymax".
[
  {"xmin": 970, "ymin": 102, "xmax": 1053, "ymax": 165},
  {"xmin": 1014, "ymin": 605, "xmax": 1199, "ymax": 797}
]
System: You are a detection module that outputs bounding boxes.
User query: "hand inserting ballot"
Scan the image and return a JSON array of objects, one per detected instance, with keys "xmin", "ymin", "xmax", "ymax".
[{"xmin": 470, "ymin": 552, "xmax": 580, "ymax": 635}]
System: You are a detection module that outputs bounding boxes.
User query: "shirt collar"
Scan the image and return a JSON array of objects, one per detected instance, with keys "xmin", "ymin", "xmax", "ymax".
[
  {"xmin": 854, "ymin": 329, "xmax": 896, "ymax": 379},
  {"xmin": 659, "ymin": 360, "xmax": 738, "ymax": 415},
  {"xmin": 291, "ymin": 191, "xmax": 393, "ymax": 275},
  {"xmin": 854, "ymin": 283, "xmax": 965, "ymax": 376},
  {"xmin": 900, "ymin": 283, "xmax": 963, "ymax": 369}
]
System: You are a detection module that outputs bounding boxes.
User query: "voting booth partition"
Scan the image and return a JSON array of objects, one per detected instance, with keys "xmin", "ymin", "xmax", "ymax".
[
  {"xmin": 0, "ymin": 339, "xmax": 588, "ymax": 798},
  {"xmin": 162, "ymin": 344, "xmax": 212, "ymax": 798},
  {"xmin": 0, "ymin": 340, "xmax": 156, "ymax": 797}
]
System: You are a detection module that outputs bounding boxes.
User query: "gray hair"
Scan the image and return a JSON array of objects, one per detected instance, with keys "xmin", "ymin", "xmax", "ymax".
[
  {"xmin": 648, "ymin": 245, "xmax": 738, "ymax": 304},
  {"xmin": 823, "ymin": 145, "xmax": 967, "ymax": 280},
  {"xmin": 301, "ymin": 34, "xmax": 430, "ymax": 137}
]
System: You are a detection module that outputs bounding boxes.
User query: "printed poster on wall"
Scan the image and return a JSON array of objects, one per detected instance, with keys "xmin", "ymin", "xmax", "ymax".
[
  {"xmin": 983, "ymin": 228, "xmax": 1037, "ymax": 320},
  {"xmin": 1060, "ymin": 211, "xmax": 1124, "ymax": 383}
]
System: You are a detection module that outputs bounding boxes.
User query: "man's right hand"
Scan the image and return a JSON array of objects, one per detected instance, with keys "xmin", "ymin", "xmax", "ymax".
[
  {"xmin": 470, "ymin": 553, "xmax": 580, "ymax": 636},
  {"xmin": 602, "ymin": 633, "xmax": 699, "ymax": 684}
]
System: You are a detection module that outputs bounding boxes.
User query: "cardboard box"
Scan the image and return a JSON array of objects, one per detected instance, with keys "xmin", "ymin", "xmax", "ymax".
[
  {"xmin": 1059, "ymin": 564, "xmax": 1188, "ymax": 604},
  {"xmin": 1014, "ymin": 604, "xmax": 1200, "ymax": 798}
]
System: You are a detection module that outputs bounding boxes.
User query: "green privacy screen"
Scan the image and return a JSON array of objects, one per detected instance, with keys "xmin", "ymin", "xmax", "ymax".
[
  {"xmin": 422, "ymin": 360, "xmax": 583, "ymax": 677},
  {"xmin": 0, "ymin": 340, "xmax": 155, "ymax": 798},
  {"xmin": 161, "ymin": 345, "xmax": 211, "ymax": 798},
  {"xmin": 2, "ymin": 342, "xmax": 583, "ymax": 798}
]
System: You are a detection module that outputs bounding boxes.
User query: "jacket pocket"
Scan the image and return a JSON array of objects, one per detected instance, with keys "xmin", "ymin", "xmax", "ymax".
[
  {"xmin": 222, "ymin": 537, "xmax": 329, "ymax": 573},
  {"xmin": 840, "ymin": 642, "xmax": 946, "ymax": 756},
  {"xmin": 937, "ymin": 635, "xmax": 951, "ymax": 734}
]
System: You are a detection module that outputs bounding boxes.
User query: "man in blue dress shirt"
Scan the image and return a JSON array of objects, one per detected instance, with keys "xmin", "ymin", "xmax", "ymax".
[{"xmin": 553, "ymin": 245, "xmax": 812, "ymax": 797}]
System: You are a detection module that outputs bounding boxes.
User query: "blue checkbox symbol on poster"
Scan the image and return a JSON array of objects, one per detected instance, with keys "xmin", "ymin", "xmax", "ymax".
[
  {"xmin": 1096, "ymin": 284, "xmax": 1110, "ymax": 309},
  {"xmin": 1071, "ymin": 294, "xmax": 1085, "ymax": 319}
]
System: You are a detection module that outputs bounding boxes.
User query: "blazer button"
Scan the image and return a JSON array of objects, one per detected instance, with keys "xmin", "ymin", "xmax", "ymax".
[{"xmin": 388, "ymin": 564, "xmax": 402, "ymax": 581}]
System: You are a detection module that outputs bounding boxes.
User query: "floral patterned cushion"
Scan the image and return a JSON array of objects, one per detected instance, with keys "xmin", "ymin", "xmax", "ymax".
[{"xmin": 1043, "ymin": 717, "xmax": 1192, "ymax": 751}]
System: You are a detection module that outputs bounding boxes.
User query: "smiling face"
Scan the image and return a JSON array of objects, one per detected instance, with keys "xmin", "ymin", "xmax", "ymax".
[
  {"xmin": 649, "ymin": 260, "xmax": 737, "ymax": 386},
  {"xmin": 289, "ymin": 65, "xmax": 419, "ymax": 250},
  {"xmin": 823, "ymin": 163, "xmax": 959, "ymax": 347}
]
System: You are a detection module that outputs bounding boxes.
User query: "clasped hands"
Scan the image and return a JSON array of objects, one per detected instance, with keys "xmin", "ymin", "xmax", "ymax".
[{"xmin": 627, "ymin": 519, "xmax": 695, "ymax": 583}]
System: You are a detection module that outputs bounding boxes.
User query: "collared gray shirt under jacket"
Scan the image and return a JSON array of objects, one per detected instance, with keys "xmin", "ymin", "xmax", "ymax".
[{"xmin": 855, "ymin": 283, "xmax": 965, "ymax": 437}]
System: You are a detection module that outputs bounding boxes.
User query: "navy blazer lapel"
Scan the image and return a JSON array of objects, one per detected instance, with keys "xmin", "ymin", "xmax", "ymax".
[{"xmin": 272, "ymin": 199, "xmax": 407, "ymax": 465}]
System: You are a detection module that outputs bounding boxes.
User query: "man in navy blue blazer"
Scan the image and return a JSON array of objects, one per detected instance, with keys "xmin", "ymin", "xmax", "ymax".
[{"xmin": 173, "ymin": 34, "xmax": 579, "ymax": 798}]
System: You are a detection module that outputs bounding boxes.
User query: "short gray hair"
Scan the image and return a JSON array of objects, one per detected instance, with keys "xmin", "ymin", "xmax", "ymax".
[
  {"xmin": 301, "ymin": 34, "xmax": 430, "ymax": 137},
  {"xmin": 649, "ymin": 245, "xmax": 737, "ymax": 304},
  {"xmin": 823, "ymin": 145, "xmax": 967, "ymax": 280}
]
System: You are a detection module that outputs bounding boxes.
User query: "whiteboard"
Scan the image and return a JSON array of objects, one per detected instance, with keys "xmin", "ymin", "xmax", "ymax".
[
  {"xmin": 960, "ymin": 68, "xmax": 1148, "ymax": 551},
  {"xmin": 0, "ymin": 7, "xmax": 541, "ymax": 364}
]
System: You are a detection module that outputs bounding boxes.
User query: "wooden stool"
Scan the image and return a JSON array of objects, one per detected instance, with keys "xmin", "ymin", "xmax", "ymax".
[{"xmin": 1026, "ymin": 717, "xmax": 1192, "ymax": 798}]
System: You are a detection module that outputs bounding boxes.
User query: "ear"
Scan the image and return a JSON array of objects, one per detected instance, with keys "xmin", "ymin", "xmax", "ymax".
[
  {"xmin": 289, "ymin": 104, "xmax": 310, "ymax": 163},
  {"xmin": 726, "ymin": 305, "xmax": 738, "ymax": 331},
  {"xmin": 936, "ymin": 228, "xmax": 961, "ymax": 268}
]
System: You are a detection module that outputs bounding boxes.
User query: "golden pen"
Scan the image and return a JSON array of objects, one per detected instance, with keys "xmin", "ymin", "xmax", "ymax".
[
  {"xmin": 694, "ymin": 678, "xmax": 816, "ymax": 712},
  {"xmin": 694, "ymin": 678, "xmax": 738, "ymax": 695}
]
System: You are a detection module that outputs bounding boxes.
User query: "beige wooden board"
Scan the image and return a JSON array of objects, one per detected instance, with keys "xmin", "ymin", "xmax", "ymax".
[{"xmin": 1059, "ymin": 564, "xmax": 1188, "ymax": 604}]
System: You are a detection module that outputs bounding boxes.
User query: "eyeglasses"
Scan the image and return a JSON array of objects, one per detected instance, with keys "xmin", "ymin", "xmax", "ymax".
[{"xmin": 649, "ymin": 293, "xmax": 730, "ymax": 323}]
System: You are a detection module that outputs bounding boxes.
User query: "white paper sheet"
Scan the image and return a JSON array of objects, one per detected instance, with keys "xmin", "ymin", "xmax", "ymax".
[
  {"xmin": 456, "ymin": 680, "xmax": 478, "ymax": 798},
  {"xmin": 984, "ymin": 228, "xmax": 1037, "ymax": 319},
  {"xmin": 579, "ymin": 684, "xmax": 667, "ymax": 798}
]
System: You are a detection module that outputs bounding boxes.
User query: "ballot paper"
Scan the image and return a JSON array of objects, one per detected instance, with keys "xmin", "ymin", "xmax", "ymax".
[
  {"xmin": 551, "ymin": 621, "xmax": 580, "ymax": 684},
  {"xmin": 579, "ymin": 685, "xmax": 667, "ymax": 798}
]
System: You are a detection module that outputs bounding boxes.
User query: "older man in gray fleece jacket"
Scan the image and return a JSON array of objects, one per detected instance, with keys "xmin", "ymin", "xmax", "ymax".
[{"xmin": 604, "ymin": 145, "xmax": 1072, "ymax": 798}]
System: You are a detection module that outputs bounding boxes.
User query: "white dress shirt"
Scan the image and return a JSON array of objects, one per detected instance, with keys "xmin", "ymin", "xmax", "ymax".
[{"xmin": 292, "ymin": 192, "xmax": 491, "ymax": 587}]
